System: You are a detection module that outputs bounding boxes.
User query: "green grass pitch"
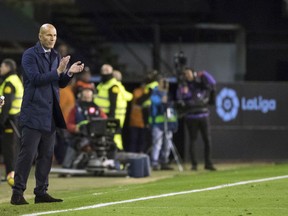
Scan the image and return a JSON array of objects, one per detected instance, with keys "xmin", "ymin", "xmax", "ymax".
[{"xmin": 0, "ymin": 163, "xmax": 287, "ymax": 216}]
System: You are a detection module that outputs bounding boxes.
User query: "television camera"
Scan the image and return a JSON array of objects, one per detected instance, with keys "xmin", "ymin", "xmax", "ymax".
[
  {"xmin": 51, "ymin": 118, "xmax": 128, "ymax": 177},
  {"xmin": 174, "ymin": 50, "xmax": 187, "ymax": 75},
  {"xmin": 81, "ymin": 118, "xmax": 121, "ymax": 174}
]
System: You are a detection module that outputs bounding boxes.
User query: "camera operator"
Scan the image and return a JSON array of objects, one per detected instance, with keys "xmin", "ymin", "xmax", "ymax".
[
  {"xmin": 176, "ymin": 68, "xmax": 216, "ymax": 171},
  {"xmin": 62, "ymin": 86, "xmax": 107, "ymax": 169},
  {"xmin": 150, "ymin": 77, "xmax": 178, "ymax": 171}
]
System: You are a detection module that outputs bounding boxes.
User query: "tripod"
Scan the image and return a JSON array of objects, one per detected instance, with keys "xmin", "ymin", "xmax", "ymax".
[{"xmin": 163, "ymin": 106, "xmax": 184, "ymax": 172}]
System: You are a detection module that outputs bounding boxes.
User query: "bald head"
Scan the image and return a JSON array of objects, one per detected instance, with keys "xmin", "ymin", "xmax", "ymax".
[
  {"xmin": 39, "ymin": 23, "xmax": 57, "ymax": 50},
  {"xmin": 39, "ymin": 24, "xmax": 56, "ymax": 34},
  {"xmin": 113, "ymin": 70, "xmax": 122, "ymax": 81},
  {"xmin": 101, "ymin": 64, "xmax": 113, "ymax": 75}
]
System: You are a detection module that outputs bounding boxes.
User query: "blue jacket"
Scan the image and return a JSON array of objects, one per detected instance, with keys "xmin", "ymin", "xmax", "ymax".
[
  {"xmin": 149, "ymin": 87, "xmax": 178, "ymax": 132},
  {"xmin": 19, "ymin": 42, "xmax": 72, "ymax": 131}
]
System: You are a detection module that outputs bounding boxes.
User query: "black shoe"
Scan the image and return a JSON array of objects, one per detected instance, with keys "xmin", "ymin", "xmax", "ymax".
[
  {"xmin": 11, "ymin": 194, "xmax": 29, "ymax": 205},
  {"xmin": 161, "ymin": 164, "xmax": 174, "ymax": 170},
  {"xmin": 35, "ymin": 193, "xmax": 63, "ymax": 204},
  {"xmin": 204, "ymin": 165, "xmax": 216, "ymax": 171}
]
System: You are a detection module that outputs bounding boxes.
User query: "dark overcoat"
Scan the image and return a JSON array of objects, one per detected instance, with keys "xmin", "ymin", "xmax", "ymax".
[{"xmin": 20, "ymin": 42, "xmax": 72, "ymax": 131}]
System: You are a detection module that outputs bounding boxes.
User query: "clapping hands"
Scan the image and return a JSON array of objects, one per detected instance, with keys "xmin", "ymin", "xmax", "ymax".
[{"xmin": 57, "ymin": 56, "xmax": 85, "ymax": 75}]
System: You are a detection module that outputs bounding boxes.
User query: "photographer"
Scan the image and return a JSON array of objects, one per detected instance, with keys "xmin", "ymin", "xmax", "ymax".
[
  {"xmin": 150, "ymin": 77, "xmax": 178, "ymax": 170},
  {"xmin": 177, "ymin": 68, "xmax": 216, "ymax": 171}
]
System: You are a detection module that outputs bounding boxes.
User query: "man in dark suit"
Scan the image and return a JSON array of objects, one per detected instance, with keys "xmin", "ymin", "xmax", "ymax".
[{"xmin": 11, "ymin": 23, "xmax": 84, "ymax": 205}]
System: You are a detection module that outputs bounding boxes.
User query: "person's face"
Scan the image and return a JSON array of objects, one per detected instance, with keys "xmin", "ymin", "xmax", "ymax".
[
  {"xmin": 80, "ymin": 89, "xmax": 93, "ymax": 102},
  {"xmin": 159, "ymin": 78, "xmax": 169, "ymax": 90},
  {"xmin": 0, "ymin": 63, "xmax": 10, "ymax": 75},
  {"xmin": 39, "ymin": 25, "xmax": 57, "ymax": 50},
  {"xmin": 101, "ymin": 64, "xmax": 113, "ymax": 75},
  {"xmin": 184, "ymin": 69, "xmax": 194, "ymax": 81},
  {"xmin": 113, "ymin": 71, "xmax": 122, "ymax": 81},
  {"xmin": 81, "ymin": 72, "xmax": 91, "ymax": 82}
]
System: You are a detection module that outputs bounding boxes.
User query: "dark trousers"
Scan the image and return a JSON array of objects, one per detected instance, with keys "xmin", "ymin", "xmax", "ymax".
[
  {"xmin": 13, "ymin": 126, "xmax": 55, "ymax": 196},
  {"xmin": 129, "ymin": 127, "xmax": 150, "ymax": 153},
  {"xmin": 185, "ymin": 117, "xmax": 213, "ymax": 167}
]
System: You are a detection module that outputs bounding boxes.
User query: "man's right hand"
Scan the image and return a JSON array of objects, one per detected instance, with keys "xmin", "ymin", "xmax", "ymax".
[{"xmin": 57, "ymin": 55, "xmax": 71, "ymax": 75}]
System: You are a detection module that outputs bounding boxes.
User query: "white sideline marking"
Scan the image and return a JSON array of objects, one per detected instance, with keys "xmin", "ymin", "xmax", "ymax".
[{"xmin": 22, "ymin": 175, "xmax": 288, "ymax": 216}]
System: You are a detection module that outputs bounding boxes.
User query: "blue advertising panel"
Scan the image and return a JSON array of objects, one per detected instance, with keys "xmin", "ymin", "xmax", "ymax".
[
  {"xmin": 210, "ymin": 83, "xmax": 288, "ymax": 127},
  {"xmin": 180, "ymin": 82, "xmax": 288, "ymax": 161}
]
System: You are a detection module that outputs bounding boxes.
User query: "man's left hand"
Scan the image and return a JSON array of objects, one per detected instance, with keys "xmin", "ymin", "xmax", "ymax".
[{"xmin": 68, "ymin": 61, "xmax": 85, "ymax": 74}]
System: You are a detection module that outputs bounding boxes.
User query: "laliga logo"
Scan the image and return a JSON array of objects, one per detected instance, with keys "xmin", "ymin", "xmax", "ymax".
[
  {"xmin": 216, "ymin": 87, "xmax": 277, "ymax": 122},
  {"xmin": 241, "ymin": 96, "xmax": 276, "ymax": 113},
  {"xmin": 216, "ymin": 88, "xmax": 240, "ymax": 122}
]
